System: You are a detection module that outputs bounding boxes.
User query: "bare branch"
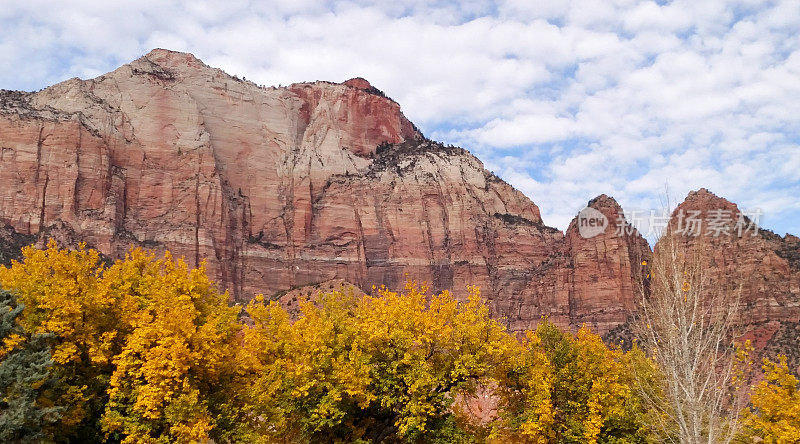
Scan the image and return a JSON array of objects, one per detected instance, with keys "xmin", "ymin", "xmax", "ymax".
[{"xmin": 632, "ymin": 223, "xmax": 747, "ymax": 444}]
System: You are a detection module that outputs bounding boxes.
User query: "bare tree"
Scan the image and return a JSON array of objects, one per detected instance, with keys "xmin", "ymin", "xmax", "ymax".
[{"xmin": 633, "ymin": 227, "xmax": 747, "ymax": 444}]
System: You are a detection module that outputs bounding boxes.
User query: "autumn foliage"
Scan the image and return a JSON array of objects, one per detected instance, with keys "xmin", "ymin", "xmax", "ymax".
[
  {"xmin": 1, "ymin": 242, "xmax": 798, "ymax": 443},
  {"xmin": 741, "ymin": 356, "xmax": 800, "ymax": 443},
  {"xmin": 0, "ymin": 242, "xmax": 239, "ymax": 442},
  {"xmin": 228, "ymin": 284, "xmax": 520, "ymax": 442}
]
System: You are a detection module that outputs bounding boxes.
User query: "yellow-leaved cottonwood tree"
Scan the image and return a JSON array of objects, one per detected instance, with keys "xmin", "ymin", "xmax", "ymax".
[
  {"xmin": 0, "ymin": 242, "xmax": 239, "ymax": 443},
  {"xmin": 231, "ymin": 283, "xmax": 520, "ymax": 443},
  {"xmin": 99, "ymin": 249, "xmax": 239, "ymax": 443},
  {"xmin": 495, "ymin": 320, "xmax": 654, "ymax": 443},
  {"xmin": 740, "ymin": 355, "xmax": 800, "ymax": 443},
  {"xmin": 0, "ymin": 242, "xmax": 120, "ymax": 439}
]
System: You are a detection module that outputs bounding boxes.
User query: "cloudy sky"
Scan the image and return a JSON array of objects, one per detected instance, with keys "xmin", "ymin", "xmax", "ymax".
[{"xmin": 1, "ymin": 0, "xmax": 798, "ymax": 238}]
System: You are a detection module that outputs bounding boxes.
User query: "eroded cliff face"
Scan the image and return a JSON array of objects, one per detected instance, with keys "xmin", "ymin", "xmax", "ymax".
[
  {"xmin": 662, "ymin": 189, "xmax": 800, "ymax": 365},
  {"xmin": 0, "ymin": 49, "xmax": 423, "ymax": 297},
  {"xmin": 0, "ymin": 50, "xmax": 560, "ymax": 322},
  {"xmin": 665, "ymin": 189, "xmax": 800, "ymax": 324},
  {"xmin": 497, "ymin": 194, "xmax": 651, "ymax": 335},
  {"xmin": 0, "ymin": 49, "xmax": 663, "ymax": 335}
]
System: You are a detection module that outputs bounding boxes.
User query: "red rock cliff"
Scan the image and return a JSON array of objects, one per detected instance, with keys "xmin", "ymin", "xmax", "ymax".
[
  {"xmin": 661, "ymin": 189, "xmax": 800, "ymax": 364},
  {"xmin": 0, "ymin": 49, "xmax": 650, "ymax": 335}
]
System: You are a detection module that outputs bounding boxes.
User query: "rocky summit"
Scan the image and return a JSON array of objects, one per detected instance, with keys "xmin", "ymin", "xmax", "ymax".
[
  {"xmin": 663, "ymin": 188, "xmax": 800, "ymax": 365},
  {"xmin": 0, "ymin": 49, "xmax": 796, "ymax": 341}
]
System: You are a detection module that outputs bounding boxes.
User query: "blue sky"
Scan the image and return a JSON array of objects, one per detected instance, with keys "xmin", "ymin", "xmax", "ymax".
[{"xmin": 1, "ymin": 0, "xmax": 798, "ymax": 238}]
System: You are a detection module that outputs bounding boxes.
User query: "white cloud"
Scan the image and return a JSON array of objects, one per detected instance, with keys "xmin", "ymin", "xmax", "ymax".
[
  {"xmin": 468, "ymin": 114, "xmax": 574, "ymax": 146},
  {"xmin": 623, "ymin": 1, "xmax": 693, "ymax": 33},
  {"xmin": 0, "ymin": 0, "xmax": 797, "ymax": 236}
]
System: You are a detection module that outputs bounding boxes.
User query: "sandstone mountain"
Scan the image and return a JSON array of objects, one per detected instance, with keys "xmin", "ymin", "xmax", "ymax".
[
  {"xmin": 662, "ymin": 189, "xmax": 800, "ymax": 366},
  {"xmin": 0, "ymin": 49, "xmax": 796, "ymax": 343},
  {"xmin": 0, "ymin": 49, "xmax": 654, "ymax": 334}
]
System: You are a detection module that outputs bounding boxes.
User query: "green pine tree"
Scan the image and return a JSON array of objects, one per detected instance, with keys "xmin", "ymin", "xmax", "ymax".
[{"xmin": 0, "ymin": 289, "xmax": 62, "ymax": 443}]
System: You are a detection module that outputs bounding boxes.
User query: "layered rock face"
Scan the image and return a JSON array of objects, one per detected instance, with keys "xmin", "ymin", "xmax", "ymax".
[
  {"xmin": 498, "ymin": 195, "xmax": 650, "ymax": 334},
  {"xmin": 665, "ymin": 189, "xmax": 800, "ymax": 324},
  {"xmin": 1, "ymin": 50, "xmax": 795, "ymax": 344},
  {"xmin": 0, "ymin": 49, "xmax": 423, "ymax": 299},
  {"xmin": 0, "ymin": 49, "xmax": 655, "ymax": 334},
  {"xmin": 662, "ymin": 189, "xmax": 800, "ymax": 364}
]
